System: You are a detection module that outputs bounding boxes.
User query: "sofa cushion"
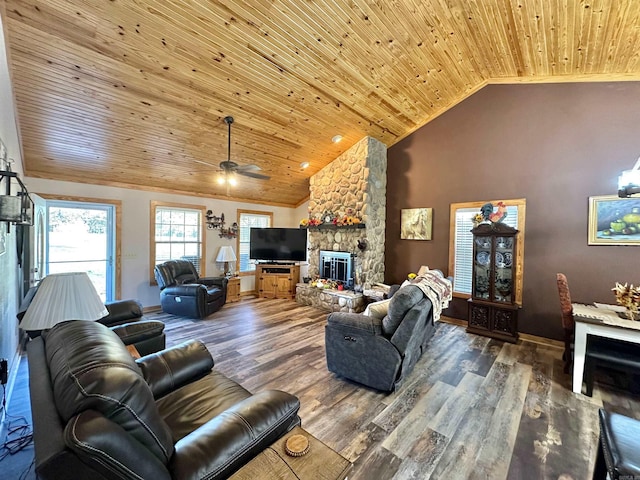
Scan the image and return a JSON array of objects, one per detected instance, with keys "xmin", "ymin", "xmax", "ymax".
[
  {"xmin": 156, "ymin": 370, "xmax": 252, "ymax": 441},
  {"xmin": 382, "ymin": 285, "xmax": 425, "ymax": 336},
  {"xmin": 363, "ymin": 299, "xmax": 391, "ymax": 320},
  {"xmin": 43, "ymin": 320, "xmax": 175, "ymax": 464}
]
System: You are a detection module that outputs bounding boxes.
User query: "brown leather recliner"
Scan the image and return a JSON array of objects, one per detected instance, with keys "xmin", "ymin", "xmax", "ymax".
[
  {"xmin": 154, "ymin": 260, "xmax": 228, "ymax": 319},
  {"xmin": 27, "ymin": 320, "xmax": 301, "ymax": 480}
]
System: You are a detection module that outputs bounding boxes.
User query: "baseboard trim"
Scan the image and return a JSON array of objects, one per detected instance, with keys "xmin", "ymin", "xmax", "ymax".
[{"xmin": 438, "ymin": 316, "xmax": 563, "ymax": 350}]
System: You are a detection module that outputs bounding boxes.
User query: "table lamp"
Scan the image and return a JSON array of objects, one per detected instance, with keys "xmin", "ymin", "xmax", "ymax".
[
  {"xmin": 215, "ymin": 245, "xmax": 237, "ymax": 277},
  {"xmin": 19, "ymin": 272, "xmax": 108, "ymax": 336}
]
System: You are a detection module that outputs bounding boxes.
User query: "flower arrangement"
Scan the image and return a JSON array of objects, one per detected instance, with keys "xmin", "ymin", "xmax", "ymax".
[
  {"xmin": 299, "ymin": 217, "xmax": 321, "ymax": 227},
  {"xmin": 300, "ymin": 208, "xmax": 361, "ymax": 227},
  {"xmin": 311, "ymin": 277, "xmax": 340, "ymax": 289},
  {"xmin": 612, "ymin": 282, "xmax": 640, "ymax": 321},
  {"xmin": 334, "ymin": 215, "xmax": 361, "ymax": 226}
]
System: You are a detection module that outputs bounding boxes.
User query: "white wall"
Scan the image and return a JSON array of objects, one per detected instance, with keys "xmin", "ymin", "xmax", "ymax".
[
  {"xmin": 26, "ymin": 177, "xmax": 306, "ymax": 307},
  {"xmin": 0, "ymin": 6, "xmax": 25, "ymax": 398}
]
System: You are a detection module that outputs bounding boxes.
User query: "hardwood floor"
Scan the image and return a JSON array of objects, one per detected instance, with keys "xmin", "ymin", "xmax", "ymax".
[{"xmin": 5, "ymin": 296, "xmax": 640, "ymax": 479}]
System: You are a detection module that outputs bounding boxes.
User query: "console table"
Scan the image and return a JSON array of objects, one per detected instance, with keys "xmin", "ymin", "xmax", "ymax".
[
  {"xmin": 256, "ymin": 264, "xmax": 300, "ymax": 300},
  {"xmin": 229, "ymin": 426, "xmax": 351, "ymax": 480}
]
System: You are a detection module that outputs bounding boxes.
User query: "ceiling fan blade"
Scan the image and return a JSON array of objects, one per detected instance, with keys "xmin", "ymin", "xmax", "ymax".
[
  {"xmin": 235, "ymin": 164, "xmax": 262, "ymax": 172},
  {"xmin": 237, "ymin": 170, "xmax": 271, "ymax": 180},
  {"xmin": 193, "ymin": 159, "xmax": 219, "ymax": 168}
]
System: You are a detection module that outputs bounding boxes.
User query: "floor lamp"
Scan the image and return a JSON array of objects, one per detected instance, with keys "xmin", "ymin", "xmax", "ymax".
[{"xmin": 19, "ymin": 272, "xmax": 108, "ymax": 338}]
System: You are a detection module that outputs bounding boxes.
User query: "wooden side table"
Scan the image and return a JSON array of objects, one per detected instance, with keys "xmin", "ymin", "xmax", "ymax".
[
  {"xmin": 226, "ymin": 276, "xmax": 241, "ymax": 303},
  {"xmin": 229, "ymin": 426, "xmax": 351, "ymax": 480}
]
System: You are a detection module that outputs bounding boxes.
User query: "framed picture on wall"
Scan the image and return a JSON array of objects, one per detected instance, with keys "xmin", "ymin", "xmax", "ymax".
[
  {"xmin": 400, "ymin": 208, "xmax": 433, "ymax": 240},
  {"xmin": 588, "ymin": 195, "xmax": 640, "ymax": 245}
]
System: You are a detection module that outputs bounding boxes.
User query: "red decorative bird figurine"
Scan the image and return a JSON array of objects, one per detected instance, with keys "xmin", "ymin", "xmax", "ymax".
[{"xmin": 489, "ymin": 202, "xmax": 507, "ymax": 223}]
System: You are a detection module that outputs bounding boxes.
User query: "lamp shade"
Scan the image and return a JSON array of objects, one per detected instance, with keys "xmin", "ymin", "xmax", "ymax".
[
  {"xmin": 215, "ymin": 245, "xmax": 237, "ymax": 263},
  {"xmin": 20, "ymin": 272, "xmax": 108, "ymax": 331}
]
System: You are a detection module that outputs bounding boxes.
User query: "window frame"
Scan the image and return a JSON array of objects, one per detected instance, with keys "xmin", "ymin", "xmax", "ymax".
[
  {"xmin": 149, "ymin": 201, "xmax": 207, "ymax": 285},
  {"xmin": 448, "ymin": 198, "xmax": 526, "ymax": 304},
  {"xmin": 236, "ymin": 209, "xmax": 273, "ymax": 276},
  {"xmin": 38, "ymin": 193, "xmax": 122, "ymax": 300}
]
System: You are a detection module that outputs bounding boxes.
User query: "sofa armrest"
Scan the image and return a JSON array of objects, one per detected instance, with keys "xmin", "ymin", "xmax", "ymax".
[
  {"xmin": 198, "ymin": 276, "xmax": 228, "ymax": 289},
  {"xmin": 136, "ymin": 340, "xmax": 214, "ymax": 398},
  {"xmin": 161, "ymin": 284, "xmax": 208, "ymax": 297},
  {"xmin": 98, "ymin": 299, "xmax": 143, "ymax": 327},
  {"xmin": 111, "ymin": 320, "xmax": 164, "ymax": 345},
  {"xmin": 327, "ymin": 312, "xmax": 383, "ymax": 335},
  {"xmin": 169, "ymin": 390, "xmax": 300, "ymax": 480}
]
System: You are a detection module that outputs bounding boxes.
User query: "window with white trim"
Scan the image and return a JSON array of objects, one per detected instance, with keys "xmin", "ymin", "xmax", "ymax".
[
  {"xmin": 151, "ymin": 202, "xmax": 206, "ymax": 282},
  {"xmin": 449, "ymin": 199, "xmax": 526, "ymax": 302},
  {"xmin": 237, "ymin": 210, "xmax": 272, "ymax": 273}
]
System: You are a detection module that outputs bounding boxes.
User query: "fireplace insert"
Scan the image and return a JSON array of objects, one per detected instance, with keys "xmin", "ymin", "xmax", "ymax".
[{"xmin": 319, "ymin": 250, "xmax": 354, "ymax": 288}]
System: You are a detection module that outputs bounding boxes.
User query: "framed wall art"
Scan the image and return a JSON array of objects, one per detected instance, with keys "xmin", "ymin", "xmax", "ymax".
[
  {"xmin": 588, "ymin": 195, "xmax": 640, "ymax": 245},
  {"xmin": 400, "ymin": 208, "xmax": 433, "ymax": 240}
]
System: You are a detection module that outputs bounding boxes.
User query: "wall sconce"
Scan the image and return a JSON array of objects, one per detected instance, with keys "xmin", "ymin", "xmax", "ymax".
[
  {"xmin": 0, "ymin": 167, "xmax": 34, "ymax": 230},
  {"xmin": 205, "ymin": 210, "xmax": 238, "ymax": 238},
  {"xmin": 618, "ymin": 157, "xmax": 640, "ymax": 198}
]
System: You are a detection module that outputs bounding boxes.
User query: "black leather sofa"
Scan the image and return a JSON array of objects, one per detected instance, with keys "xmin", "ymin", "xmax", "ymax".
[
  {"xmin": 27, "ymin": 320, "xmax": 301, "ymax": 480},
  {"xmin": 154, "ymin": 260, "xmax": 228, "ymax": 318}
]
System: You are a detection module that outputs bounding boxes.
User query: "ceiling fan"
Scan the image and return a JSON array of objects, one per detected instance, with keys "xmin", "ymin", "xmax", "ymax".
[{"xmin": 194, "ymin": 116, "xmax": 270, "ymax": 185}]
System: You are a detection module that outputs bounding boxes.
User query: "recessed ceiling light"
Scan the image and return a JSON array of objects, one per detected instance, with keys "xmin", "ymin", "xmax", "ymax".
[
  {"xmin": 300, "ymin": 161, "xmax": 310, "ymax": 169},
  {"xmin": 331, "ymin": 135, "xmax": 343, "ymax": 143}
]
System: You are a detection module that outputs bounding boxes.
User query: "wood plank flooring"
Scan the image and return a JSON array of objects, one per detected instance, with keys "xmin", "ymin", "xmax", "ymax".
[{"xmin": 5, "ymin": 296, "xmax": 640, "ymax": 479}]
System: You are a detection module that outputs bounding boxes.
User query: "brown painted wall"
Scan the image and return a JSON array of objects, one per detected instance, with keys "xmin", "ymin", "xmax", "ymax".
[{"xmin": 385, "ymin": 82, "xmax": 640, "ymax": 340}]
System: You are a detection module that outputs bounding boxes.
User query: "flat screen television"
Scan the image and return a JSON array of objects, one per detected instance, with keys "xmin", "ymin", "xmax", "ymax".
[{"xmin": 249, "ymin": 227, "xmax": 307, "ymax": 262}]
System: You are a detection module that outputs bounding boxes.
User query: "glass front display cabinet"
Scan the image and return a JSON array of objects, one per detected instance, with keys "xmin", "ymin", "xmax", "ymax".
[{"xmin": 467, "ymin": 222, "xmax": 520, "ymax": 343}]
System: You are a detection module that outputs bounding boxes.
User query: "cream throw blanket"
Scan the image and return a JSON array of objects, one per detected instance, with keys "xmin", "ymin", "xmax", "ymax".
[{"xmin": 411, "ymin": 271, "xmax": 453, "ymax": 322}]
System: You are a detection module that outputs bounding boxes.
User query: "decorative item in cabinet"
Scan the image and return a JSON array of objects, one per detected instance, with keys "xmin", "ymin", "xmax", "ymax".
[{"xmin": 468, "ymin": 221, "xmax": 520, "ymax": 343}]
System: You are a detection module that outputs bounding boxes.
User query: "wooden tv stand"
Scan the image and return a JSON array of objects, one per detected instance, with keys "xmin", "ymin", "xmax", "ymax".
[{"xmin": 256, "ymin": 264, "xmax": 300, "ymax": 300}]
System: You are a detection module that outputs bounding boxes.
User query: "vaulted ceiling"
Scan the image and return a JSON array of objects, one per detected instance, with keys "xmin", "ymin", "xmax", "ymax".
[{"xmin": 3, "ymin": 1, "xmax": 640, "ymax": 207}]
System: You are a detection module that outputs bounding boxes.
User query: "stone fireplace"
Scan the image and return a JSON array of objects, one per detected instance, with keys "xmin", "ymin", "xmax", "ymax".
[
  {"xmin": 319, "ymin": 250, "xmax": 354, "ymax": 287},
  {"xmin": 296, "ymin": 136, "xmax": 387, "ymax": 312},
  {"xmin": 306, "ymin": 136, "xmax": 387, "ymax": 288}
]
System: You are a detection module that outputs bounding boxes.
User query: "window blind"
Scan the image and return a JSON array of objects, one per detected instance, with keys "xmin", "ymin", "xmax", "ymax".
[
  {"xmin": 453, "ymin": 205, "xmax": 519, "ymax": 295},
  {"xmin": 155, "ymin": 207, "xmax": 202, "ymax": 274},
  {"xmin": 238, "ymin": 213, "xmax": 271, "ymax": 272}
]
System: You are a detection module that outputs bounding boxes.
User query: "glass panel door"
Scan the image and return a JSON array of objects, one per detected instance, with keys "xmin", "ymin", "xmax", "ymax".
[{"xmin": 46, "ymin": 201, "xmax": 115, "ymax": 301}]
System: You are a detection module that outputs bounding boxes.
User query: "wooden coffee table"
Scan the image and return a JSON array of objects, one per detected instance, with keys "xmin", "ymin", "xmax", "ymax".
[{"xmin": 229, "ymin": 426, "xmax": 351, "ymax": 480}]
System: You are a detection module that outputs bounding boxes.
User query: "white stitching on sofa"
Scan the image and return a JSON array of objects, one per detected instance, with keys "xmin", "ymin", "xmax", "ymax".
[{"xmin": 67, "ymin": 414, "xmax": 147, "ymax": 480}]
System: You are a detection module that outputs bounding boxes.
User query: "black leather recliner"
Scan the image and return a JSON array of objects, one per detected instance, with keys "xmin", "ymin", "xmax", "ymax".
[
  {"xmin": 27, "ymin": 320, "xmax": 301, "ymax": 480},
  {"xmin": 154, "ymin": 260, "xmax": 228, "ymax": 319},
  {"xmin": 98, "ymin": 299, "xmax": 166, "ymax": 356},
  {"xmin": 17, "ymin": 290, "xmax": 165, "ymax": 356}
]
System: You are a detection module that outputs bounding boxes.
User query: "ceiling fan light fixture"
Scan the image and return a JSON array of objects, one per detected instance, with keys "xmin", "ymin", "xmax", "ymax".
[
  {"xmin": 216, "ymin": 174, "xmax": 226, "ymax": 185},
  {"xmin": 227, "ymin": 174, "xmax": 237, "ymax": 186}
]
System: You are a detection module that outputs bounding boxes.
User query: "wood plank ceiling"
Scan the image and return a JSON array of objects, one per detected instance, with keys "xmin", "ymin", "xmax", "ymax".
[{"xmin": 3, "ymin": 1, "xmax": 640, "ymax": 207}]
